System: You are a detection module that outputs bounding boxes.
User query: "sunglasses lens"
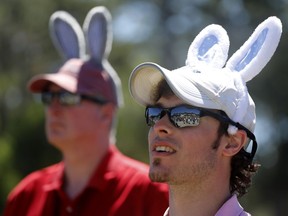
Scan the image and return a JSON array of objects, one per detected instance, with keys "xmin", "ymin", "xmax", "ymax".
[
  {"xmin": 40, "ymin": 92, "xmax": 81, "ymax": 106},
  {"xmin": 59, "ymin": 92, "xmax": 81, "ymax": 106},
  {"xmin": 170, "ymin": 106, "xmax": 201, "ymax": 127},
  {"xmin": 146, "ymin": 107, "xmax": 162, "ymax": 126},
  {"xmin": 145, "ymin": 106, "xmax": 202, "ymax": 128},
  {"xmin": 41, "ymin": 92, "xmax": 53, "ymax": 105}
]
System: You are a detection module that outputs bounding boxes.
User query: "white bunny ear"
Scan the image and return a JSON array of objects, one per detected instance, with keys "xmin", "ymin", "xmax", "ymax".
[
  {"xmin": 49, "ymin": 11, "xmax": 86, "ymax": 60},
  {"xmin": 186, "ymin": 24, "xmax": 230, "ymax": 69},
  {"xmin": 226, "ymin": 16, "xmax": 282, "ymax": 82},
  {"xmin": 83, "ymin": 6, "xmax": 112, "ymax": 64}
]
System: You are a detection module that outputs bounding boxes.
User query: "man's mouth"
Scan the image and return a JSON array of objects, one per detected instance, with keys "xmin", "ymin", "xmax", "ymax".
[{"xmin": 154, "ymin": 146, "xmax": 175, "ymax": 153}]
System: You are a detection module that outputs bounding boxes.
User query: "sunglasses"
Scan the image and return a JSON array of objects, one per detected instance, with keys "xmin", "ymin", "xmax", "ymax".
[
  {"xmin": 145, "ymin": 105, "xmax": 257, "ymax": 159},
  {"xmin": 41, "ymin": 91, "xmax": 107, "ymax": 106},
  {"xmin": 145, "ymin": 105, "xmax": 231, "ymax": 128}
]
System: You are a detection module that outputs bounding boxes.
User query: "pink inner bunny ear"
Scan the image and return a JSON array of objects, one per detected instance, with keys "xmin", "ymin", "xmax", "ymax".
[
  {"xmin": 49, "ymin": 11, "xmax": 86, "ymax": 60},
  {"xmin": 186, "ymin": 24, "xmax": 229, "ymax": 69},
  {"xmin": 83, "ymin": 6, "xmax": 112, "ymax": 63}
]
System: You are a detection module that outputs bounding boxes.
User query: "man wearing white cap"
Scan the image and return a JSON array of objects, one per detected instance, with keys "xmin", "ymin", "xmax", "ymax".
[
  {"xmin": 129, "ymin": 17, "xmax": 282, "ymax": 216},
  {"xmin": 3, "ymin": 7, "xmax": 168, "ymax": 216}
]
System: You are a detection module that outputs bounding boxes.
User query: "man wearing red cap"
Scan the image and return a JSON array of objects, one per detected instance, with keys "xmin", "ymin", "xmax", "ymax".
[{"xmin": 3, "ymin": 7, "xmax": 168, "ymax": 216}]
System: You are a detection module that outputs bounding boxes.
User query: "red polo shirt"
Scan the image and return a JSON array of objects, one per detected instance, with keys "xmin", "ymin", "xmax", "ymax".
[{"xmin": 3, "ymin": 146, "xmax": 168, "ymax": 216}]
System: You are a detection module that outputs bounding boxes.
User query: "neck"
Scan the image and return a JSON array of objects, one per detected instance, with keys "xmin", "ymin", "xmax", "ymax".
[
  {"xmin": 62, "ymin": 139, "xmax": 110, "ymax": 199},
  {"xmin": 168, "ymin": 166, "xmax": 231, "ymax": 216}
]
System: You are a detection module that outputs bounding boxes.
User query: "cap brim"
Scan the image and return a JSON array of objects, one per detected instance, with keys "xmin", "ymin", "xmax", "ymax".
[
  {"xmin": 28, "ymin": 73, "xmax": 77, "ymax": 93},
  {"xmin": 129, "ymin": 62, "xmax": 223, "ymax": 110}
]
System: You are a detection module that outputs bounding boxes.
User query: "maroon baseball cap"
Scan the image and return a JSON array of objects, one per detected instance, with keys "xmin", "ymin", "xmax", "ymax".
[{"xmin": 28, "ymin": 58, "xmax": 119, "ymax": 106}]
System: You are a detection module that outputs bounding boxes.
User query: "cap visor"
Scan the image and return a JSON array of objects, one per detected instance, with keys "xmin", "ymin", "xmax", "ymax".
[
  {"xmin": 129, "ymin": 62, "xmax": 223, "ymax": 110},
  {"xmin": 28, "ymin": 73, "xmax": 77, "ymax": 93}
]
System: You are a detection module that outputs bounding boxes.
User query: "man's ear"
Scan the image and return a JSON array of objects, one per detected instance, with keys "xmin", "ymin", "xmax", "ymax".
[
  {"xmin": 222, "ymin": 130, "xmax": 247, "ymax": 157},
  {"xmin": 100, "ymin": 103, "xmax": 116, "ymax": 120},
  {"xmin": 100, "ymin": 104, "xmax": 117, "ymax": 129}
]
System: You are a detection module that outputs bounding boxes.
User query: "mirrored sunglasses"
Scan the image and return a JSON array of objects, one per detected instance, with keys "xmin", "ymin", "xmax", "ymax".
[
  {"xmin": 145, "ymin": 105, "xmax": 229, "ymax": 128},
  {"xmin": 145, "ymin": 105, "xmax": 258, "ymax": 160},
  {"xmin": 41, "ymin": 91, "xmax": 107, "ymax": 106}
]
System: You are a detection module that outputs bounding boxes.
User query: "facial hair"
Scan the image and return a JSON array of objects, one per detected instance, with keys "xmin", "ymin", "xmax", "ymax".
[{"xmin": 149, "ymin": 134, "xmax": 223, "ymax": 184}]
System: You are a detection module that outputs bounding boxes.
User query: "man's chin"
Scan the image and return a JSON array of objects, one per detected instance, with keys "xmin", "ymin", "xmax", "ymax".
[
  {"xmin": 149, "ymin": 170, "xmax": 169, "ymax": 183},
  {"xmin": 47, "ymin": 135, "xmax": 66, "ymax": 148}
]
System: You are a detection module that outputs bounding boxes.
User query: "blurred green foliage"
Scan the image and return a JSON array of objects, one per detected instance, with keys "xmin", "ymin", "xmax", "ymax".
[{"xmin": 1, "ymin": 0, "xmax": 288, "ymax": 215}]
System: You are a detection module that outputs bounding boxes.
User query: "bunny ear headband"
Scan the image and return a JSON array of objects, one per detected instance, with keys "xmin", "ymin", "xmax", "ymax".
[
  {"xmin": 185, "ymin": 16, "xmax": 282, "ymax": 134},
  {"xmin": 48, "ymin": 6, "xmax": 123, "ymax": 106},
  {"xmin": 129, "ymin": 16, "xmax": 282, "ymax": 159}
]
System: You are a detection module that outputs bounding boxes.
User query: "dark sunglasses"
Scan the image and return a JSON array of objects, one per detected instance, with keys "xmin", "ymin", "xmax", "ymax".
[
  {"xmin": 145, "ymin": 105, "xmax": 257, "ymax": 160},
  {"xmin": 146, "ymin": 105, "xmax": 229, "ymax": 128},
  {"xmin": 41, "ymin": 91, "xmax": 107, "ymax": 106}
]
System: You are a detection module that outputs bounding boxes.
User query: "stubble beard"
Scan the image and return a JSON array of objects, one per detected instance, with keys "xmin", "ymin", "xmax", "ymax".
[
  {"xmin": 149, "ymin": 158, "xmax": 169, "ymax": 183},
  {"xmin": 148, "ymin": 134, "xmax": 223, "ymax": 185}
]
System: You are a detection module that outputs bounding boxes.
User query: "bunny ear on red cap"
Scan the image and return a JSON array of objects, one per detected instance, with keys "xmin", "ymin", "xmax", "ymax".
[
  {"xmin": 82, "ymin": 6, "xmax": 123, "ymax": 107},
  {"xmin": 83, "ymin": 6, "xmax": 112, "ymax": 64},
  {"xmin": 49, "ymin": 11, "xmax": 86, "ymax": 60},
  {"xmin": 29, "ymin": 7, "xmax": 124, "ymax": 107}
]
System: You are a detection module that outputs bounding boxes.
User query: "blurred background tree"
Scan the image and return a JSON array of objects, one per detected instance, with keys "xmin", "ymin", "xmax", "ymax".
[{"xmin": 0, "ymin": 0, "xmax": 288, "ymax": 215}]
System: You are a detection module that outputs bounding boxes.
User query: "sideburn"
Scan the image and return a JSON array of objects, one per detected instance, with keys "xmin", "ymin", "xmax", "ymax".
[{"xmin": 212, "ymin": 120, "xmax": 229, "ymax": 150}]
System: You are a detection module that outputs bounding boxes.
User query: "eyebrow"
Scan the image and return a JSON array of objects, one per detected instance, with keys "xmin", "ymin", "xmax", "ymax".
[
  {"xmin": 152, "ymin": 103, "xmax": 193, "ymax": 109},
  {"xmin": 154, "ymin": 94, "xmax": 185, "ymax": 107},
  {"xmin": 154, "ymin": 102, "xmax": 164, "ymax": 107}
]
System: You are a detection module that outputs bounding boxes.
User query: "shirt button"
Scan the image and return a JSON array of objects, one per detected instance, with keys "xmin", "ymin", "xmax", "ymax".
[{"xmin": 66, "ymin": 206, "xmax": 73, "ymax": 213}]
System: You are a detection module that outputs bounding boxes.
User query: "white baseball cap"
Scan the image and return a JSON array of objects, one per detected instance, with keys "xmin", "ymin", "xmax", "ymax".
[{"xmin": 129, "ymin": 16, "xmax": 282, "ymax": 137}]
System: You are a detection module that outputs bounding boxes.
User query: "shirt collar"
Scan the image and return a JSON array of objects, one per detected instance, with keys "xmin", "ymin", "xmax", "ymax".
[
  {"xmin": 42, "ymin": 145, "xmax": 120, "ymax": 192},
  {"xmin": 87, "ymin": 145, "xmax": 119, "ymax": 191},
  {"xmin": 163, "ymin": 195, "xmax": 250, "ymax": 216},
  {"xmin": 215, "ymin": 194, "xmax": 249, "ymax": 216},
  {"xmin": 42, "ymin": 162, "xmax": 65, "ymax": 191}
]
